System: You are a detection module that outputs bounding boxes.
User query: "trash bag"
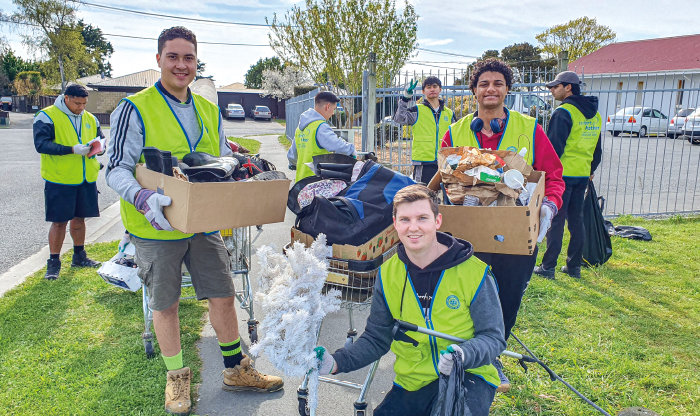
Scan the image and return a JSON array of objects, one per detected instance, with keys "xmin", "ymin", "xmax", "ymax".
[
  {"xmin": 582, "ymin": 181, "xmax": 613, "ymax": 267},
  {"xmin": 430, "ymin": 354, "xmax": 472, "ymax": 416},
  {"xmin": 612, "ymin": 225, "xmax": 652, "ymax": 241}
]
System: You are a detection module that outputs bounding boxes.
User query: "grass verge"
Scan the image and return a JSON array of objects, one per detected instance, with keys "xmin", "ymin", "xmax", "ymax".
[
  {"xmin": 273, "ymin": 119, "xmax": 286, "ymax": 127},
  {"xmin": 0, "ymin": 242, "xmax": 207, "ymax": 415},
  {"xmin": 227, "ymin": 136, "xmax": 261, "ymax": 154},
  {"xmin": 278, "ymin": 134, "xmax": 291, "ymax": 150},
  {"xmin": 492, "ymin": 215, "xmax": 699, "ymax": 415}
]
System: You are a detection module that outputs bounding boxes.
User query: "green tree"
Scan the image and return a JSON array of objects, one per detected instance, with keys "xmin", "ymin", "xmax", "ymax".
[
  {"xmin": 195, "ymin": 59, "xmax": 213, "ymax": 80},
  {"xmin": 245, "ymin": 57, "xmax": 284, "ymax": 89},
  {"xmin": 12, "ymin": 0, "xmax": 86, "ymax": 92},
  {"xmin": 76, "ymin": 19, "xmax": 113, "ymax": 77},
  {"xmin": 535, "ymin": 17, "xmax": 616, "ymax": 62},
  {"xmin": 1, "ymin": 48, "xmax": 40, "ymax": 82},
  {"xmin": 267, "ymin": 0, "xmax": 417, "ymax": 93}
]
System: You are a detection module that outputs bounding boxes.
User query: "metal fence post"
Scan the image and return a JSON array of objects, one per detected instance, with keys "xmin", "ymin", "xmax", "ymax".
[{"xmin": 361, "ymin": 53, "xmax": 377, "ymax": 152}]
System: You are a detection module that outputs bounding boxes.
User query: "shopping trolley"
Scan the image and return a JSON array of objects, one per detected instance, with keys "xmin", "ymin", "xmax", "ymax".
[
  {"xmin": 141, "ymin": 226, "xmax": 260, "ymax": 358},
  {"xmin": 296, "ymin": 244, "xmax": 399, "ymax": 416}
]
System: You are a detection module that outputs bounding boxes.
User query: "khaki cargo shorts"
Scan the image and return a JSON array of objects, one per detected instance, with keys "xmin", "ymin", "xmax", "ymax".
[{"xmin": 131, "ymin": 232, "xmax": 235, "ymax": 311}]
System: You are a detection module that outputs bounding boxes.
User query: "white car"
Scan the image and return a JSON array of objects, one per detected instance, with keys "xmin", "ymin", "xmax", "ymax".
[
  {"xmin": 606, "ymin": 107, "xmax": 669, "ymax": 138},
  {"xmin": 669, "ymin": 108, "xmax": 695, "ymax": 138},
  {"xmin": 252, "ymin": 105, "xmax": 272, "ymax": 121},
  {"xmin": 225, "ymin": 103, "xmax": 245, "ymax": 120},
  {"xmin": 682, "ymin": 108, "xmax": 700, "ymax": 144}
]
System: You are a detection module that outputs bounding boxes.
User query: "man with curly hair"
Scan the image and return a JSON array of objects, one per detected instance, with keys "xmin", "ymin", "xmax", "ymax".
[{"xmin": 441, "ymin": 58, "xmax": 565, "ymax": 393}]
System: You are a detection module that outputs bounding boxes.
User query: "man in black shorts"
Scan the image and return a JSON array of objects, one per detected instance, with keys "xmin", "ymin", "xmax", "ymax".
[{"xmin": 34, "ymin": 84, "xmax": 104, "ymax": 280}]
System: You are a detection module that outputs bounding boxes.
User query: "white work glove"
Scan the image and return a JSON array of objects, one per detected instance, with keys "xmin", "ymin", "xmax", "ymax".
[
  {"xmin": 118, "ymin": 232, "xmax": 130, "ymax": 254},
  {"xmin": 538, "ymin": 197, "xmax": 558, "ymax": 243},
  {"xmin": 72, "ymin": 144, "xmax": 90, "ymax": 156},
  {"xmin": 134, "ymin": 189, "xmax": 174, "ymax": 231},
  {"xmin": 314, "ymin": 346, "xmax": 337, "ymax": 376},
  {"xmin": 403, "ymin": 79, "xmax": 418, "ymax": 100},
  {"xmin": 438, "ymin": 344, "xmax": 464, "ymax": 376}
]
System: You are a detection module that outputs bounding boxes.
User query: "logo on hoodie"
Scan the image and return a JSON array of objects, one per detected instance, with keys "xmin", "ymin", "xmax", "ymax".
[{"xmin": 446, "ymin": 295, "xmax": 460, "ymax": 309}]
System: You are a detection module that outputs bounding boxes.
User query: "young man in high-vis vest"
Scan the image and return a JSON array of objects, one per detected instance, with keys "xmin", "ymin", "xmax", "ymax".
[
  {"xmin": 441, "ymin": 58, "xmax": 565, "ymax": 393},
  {"xmin": 315, "ymin": 184, "xmax": 506, "ymax": 416},
  {"xmin": 34, "ymin": 84, "xmax": 105, "ymax": 280},
  {"xmin": 287, "ymin": 91, "xmax": 356, "ymax": 182},
  {"xmin": 394, "ymin": 76, "xmax": 456, "ymax": 184},
  {"xmin": 534, "ymin": 71, "xmax": 602, "ymax": 280},
  {"xmin": 106, "ymin": 27, "xmax": 282, "ymax": 415}
]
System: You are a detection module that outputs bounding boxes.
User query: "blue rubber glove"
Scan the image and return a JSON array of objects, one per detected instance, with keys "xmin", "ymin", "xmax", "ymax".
[
  {"xmin": 403, "ymin": 79, "xmax": 418, "ymax": 99},
  {"xmin": 438, "ymin": 344, "xmax": 464, "ymax": 376},
  {"xmin": 134, "ymin": 189, "xmax": 174, "ymax": 231}
]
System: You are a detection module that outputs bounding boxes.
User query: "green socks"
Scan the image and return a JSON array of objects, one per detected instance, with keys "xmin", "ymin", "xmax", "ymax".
[
  {"xmin": 219, "ymin": 338, "xmax": 243, "ymax": 368},
  {"xmin": 162, "ymin": 350, "xmax": 183, "ymax": 371}
]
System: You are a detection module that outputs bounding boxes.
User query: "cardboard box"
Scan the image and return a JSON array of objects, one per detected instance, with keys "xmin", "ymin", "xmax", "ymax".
[
  {"xmin": 428, "ymin": 170, "xmax": 545, "ymax": 255},
  {"xmin": 135, "ymin": 164, "xmax": 290, "ymax": 233},
  {"xmin": 291, "ymin": 223, "xmax": 398, "ymax": 261}
]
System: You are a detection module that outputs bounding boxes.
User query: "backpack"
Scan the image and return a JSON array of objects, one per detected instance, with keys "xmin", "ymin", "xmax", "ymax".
[{"xmin": 295, "ymin": 161, "xmax": 414, "ymax": 245}]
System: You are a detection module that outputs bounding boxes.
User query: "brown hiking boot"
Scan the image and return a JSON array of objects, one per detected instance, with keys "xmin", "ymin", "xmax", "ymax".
[
  {"xmin": 165, "ymin": 367, "xmax": 191, "ymax": 415},
  {"xmin": 222, "ymin": 355, "xmax": 284, "ymax": 393}
]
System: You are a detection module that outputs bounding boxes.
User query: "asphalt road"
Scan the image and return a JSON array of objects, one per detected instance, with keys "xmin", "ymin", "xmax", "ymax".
[{"xmin": 0, "ymin": 112, "xmax": 285, "ymax": 275}]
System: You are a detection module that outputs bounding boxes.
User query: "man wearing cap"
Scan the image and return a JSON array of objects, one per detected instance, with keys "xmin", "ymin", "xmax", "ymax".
[
  {"xmin": 394, "ymin": 76, "xmax": 456, "ymax": 183},
  {"xmin": 287, "ymin": 91, "xmax": 357, "ymax": 182},
  {"xmin": 534, "ymin": 71, "xmax": 602, "ymax": 279}
]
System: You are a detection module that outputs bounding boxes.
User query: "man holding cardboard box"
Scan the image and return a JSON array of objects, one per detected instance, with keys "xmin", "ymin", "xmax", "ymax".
[
  {"xmin": 440, "ymin": 58, "xmax": 564, "ymax": 393},
  {"xmin": 315, "ymin": 184, "xmax": 506, "ymax": 416},
  {"xmin": 34, "ymin": 83, "xmax": 106, "ymax": 280},
  {"xmin": 106, "ymin": 26, "xmax": 282, "ymax": 415}
]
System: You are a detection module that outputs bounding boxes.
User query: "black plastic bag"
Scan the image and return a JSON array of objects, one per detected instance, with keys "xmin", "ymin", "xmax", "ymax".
[
  {"xmin": 582, "ymin": 181, "xmax": 613, "ymax": 266},
  {"xmin": 430, "ymin": 355, "xmax": 472, "ymax": 416}
]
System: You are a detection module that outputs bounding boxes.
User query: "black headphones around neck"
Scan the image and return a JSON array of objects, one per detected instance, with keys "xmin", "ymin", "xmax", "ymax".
[{"xmin": 470, "ymin": 113, "xmax": 504, "ymax": 134}]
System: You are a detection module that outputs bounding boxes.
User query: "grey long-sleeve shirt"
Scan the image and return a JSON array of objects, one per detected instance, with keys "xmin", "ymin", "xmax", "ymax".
[
  {"xmin": 106, "ymin": 82, "xmax": 231, "ymax": 204},
  {"xmin": 286, "ymin": 108, "xmax": 356, "ymax": 165},
  {"xmin": 34, "ymin": 95, "xmax": 105, "ymax": 155},
  {"xmin": 332, "ymin": 234, "xmax": 506, "ymax": 375}
]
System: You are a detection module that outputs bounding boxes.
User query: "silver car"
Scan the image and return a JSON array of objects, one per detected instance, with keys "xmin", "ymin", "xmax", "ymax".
[
  {"xmin": 225, "ymin": 103, "xmax": 245, "ymax": 120},
  {"xmin": 606, "ymin": 107, "xmax": 668, "ymax": 138},
  {"xmin": 252, "ymin": 105, "xmax": 272, "ymax": 121},
  {"xmin": 682, "ymin": 108, "xmax": 700, "ymax": 144},
  {"xmin": 669, "ymin": 108, "xmax": 694, "ymax": 138}
]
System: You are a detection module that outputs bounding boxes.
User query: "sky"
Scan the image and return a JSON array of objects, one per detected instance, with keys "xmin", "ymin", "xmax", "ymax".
[{"xmin": 1, "ymin": 0, "xmax": 699, "ymax": 87}]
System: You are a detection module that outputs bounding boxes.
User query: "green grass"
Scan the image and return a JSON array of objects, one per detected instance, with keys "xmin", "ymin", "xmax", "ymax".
[
  {"xmin": 277, "ymin": 134, "xmax": 291, "ymax": 150},
  {"xmin": 273, "ymin": 119, "xmax": 286, "ymax": 127},
  {"xmin": 0, "ymin": 242, "xmax": 207, "ymax": 415},
  {"xmin": 226, "ymin": 136, "xmax": 260, "ymax": 154},
  {"xmin": 492, "ymin": 215, "xmax": 700, "ymax": 415}
]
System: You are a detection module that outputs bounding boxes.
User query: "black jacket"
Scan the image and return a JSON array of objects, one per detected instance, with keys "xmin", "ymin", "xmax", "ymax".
[{"xmin": 547, "ymin": 94, "xmax": 602, "ymax": 176}]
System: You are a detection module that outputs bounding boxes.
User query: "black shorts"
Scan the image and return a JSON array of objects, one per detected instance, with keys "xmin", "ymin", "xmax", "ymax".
[{"xmin": 44, "ymin": 181, "xmax": 100, "ymax": 223}]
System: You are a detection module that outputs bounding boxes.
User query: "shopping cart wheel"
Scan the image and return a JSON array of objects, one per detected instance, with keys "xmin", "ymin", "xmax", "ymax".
[
  {"xmin": 297, "ymin": 396, "xmax": 310, "ymax": 415},
  {"xmin": 353, "ymin": 401, "xmax": 368, "ymax": 416},
  {"xmin": 249, "ymin": 326, "xmax": 258, "ymax": 344},
  {"xmin": 144, "ymin": 339, "xmax": 156, "ymax": 358}
]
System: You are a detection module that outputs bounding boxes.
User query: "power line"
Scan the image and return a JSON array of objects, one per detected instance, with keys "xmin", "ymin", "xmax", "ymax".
[
  {"xmin": 416, "ymin": 47, "xmax": 479, "ymax": 59},
  {"xmin": 0, "ymin": 17, "xmax": 270, "ymax": 47},
  {"xmin": 70, "ymin": 0, "xmax": 275, "ymax": 28}
]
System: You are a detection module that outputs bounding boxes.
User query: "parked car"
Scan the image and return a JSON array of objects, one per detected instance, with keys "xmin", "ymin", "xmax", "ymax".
[
  {"xmin": 605, "ymin": 106, "xmax": 668, "ymax": 137},
  {"xmin": 669, "ymin": 108, "xmax": 695, "ymax": 138},
  {"xmin": 682, "ymin": 108, "xmax": 700, "ymax": 144},
  {"xmin": 225, "ymin": 103, "xmax": 245, "ymax": 120},
  {"xmin": 252, "ymin": 105, "xmax": 272, "ymax": 120},
  {"xmin": 0, "ymin": 97, "xmax": 12, "ymax": 111}
]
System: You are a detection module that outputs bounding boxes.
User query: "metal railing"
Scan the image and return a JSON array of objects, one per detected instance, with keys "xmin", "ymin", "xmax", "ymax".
[{"xmin": 285, "ymin": 67, "xmax": 700, "ymax": 217}]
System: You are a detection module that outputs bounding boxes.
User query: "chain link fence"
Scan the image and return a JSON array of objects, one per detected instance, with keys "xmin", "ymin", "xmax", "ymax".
[{"xmin": 285, "ymin": 66, "xmax": 700, "ymax": 217}]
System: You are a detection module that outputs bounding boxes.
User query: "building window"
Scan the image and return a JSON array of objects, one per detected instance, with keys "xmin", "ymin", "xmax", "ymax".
[
  {"xmin": 615, "ymin": 82, "xmax": 623, "ymax": 109},
  {"xmin": 677, "ymin": 79, "xmax": 685, "ymax": 107},
  {"xmin": 635, "ymin": 81, "xmax": 644, "ymax": 106}
]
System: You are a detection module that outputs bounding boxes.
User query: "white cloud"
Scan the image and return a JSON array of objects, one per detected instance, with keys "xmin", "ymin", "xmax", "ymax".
[{"xmin": 418, "ymin": 38, "xmax": 454, "ymax": 47}]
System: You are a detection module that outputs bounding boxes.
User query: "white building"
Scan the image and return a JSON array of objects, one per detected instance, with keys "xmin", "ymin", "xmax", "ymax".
[{"xmin": 569, "ymin": 33, "xmax": 700, "ymax": 121}]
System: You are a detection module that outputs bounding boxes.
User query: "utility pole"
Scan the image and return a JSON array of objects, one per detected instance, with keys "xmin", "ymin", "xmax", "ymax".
[
  {"xmin": 361, "ymin": 52, "xmax": 377, "ymax": 152},
  {"xmin": 557, "ymin": 50, "xmax": 569, "ymax": 73}
]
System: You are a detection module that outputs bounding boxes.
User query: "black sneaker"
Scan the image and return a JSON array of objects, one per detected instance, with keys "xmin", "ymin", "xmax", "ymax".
[
  {"xmin": 561, "ymin": 265, "xmax": 581, "ymax": 279},
  {"xmin": 493, "ymin": 358, "xmax": 511, "ymax": 393},
  {"xmin": 533, "ymin": 264, "xmax": 555, "ymax": 279},
  {"xmin": 45, "ymin": 258, "xmax": 61, "ymax": 280},
  {"xmin": 71, "ymin": 250, "xmax": 101, "ymax": 268}
]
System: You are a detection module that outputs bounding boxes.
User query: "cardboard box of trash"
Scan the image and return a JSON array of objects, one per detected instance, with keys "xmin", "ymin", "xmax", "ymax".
[
  {"xmin": 291, "ymin": 223, "xmax": 398, "ymax": 261},
  {"xmin": 428, "ymin": 149, "xmax": 545, "ymax": 256},
  {"xmin": 135, "ymin": 164, "xmax": 290, "ymax": 233}
]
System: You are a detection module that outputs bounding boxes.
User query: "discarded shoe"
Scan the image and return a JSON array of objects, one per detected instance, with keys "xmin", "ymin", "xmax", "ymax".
[
  {"xmin": 165, "ymin": 367, "xmax": 191, "ymax": 415},
  {"xmin": 533, "ymin": 264, "xmax": 555, "ymax": 279},
  {"xmin": 222, "ymin": 355, "xmax": 284, "ymax": 393},
  {"xmin": 561, "ymin": 265, "xmax": 581, "ymax": 279},
  {"xmin": 45, "ymin": 258, "xmax": 61, "ymax": 280},
  {"xmin": 71, "ymin": 250, "xmax": 101, "ymax": 268}
]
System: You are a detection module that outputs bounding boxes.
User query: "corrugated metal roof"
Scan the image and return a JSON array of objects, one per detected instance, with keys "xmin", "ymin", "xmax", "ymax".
[
  {"xmin": 569, "ymin": 33, "xmax": 700, "ymax": 74},
  {"xmin": 89, "ymin": 69, "xmax": 160, "ymax": 88}
]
